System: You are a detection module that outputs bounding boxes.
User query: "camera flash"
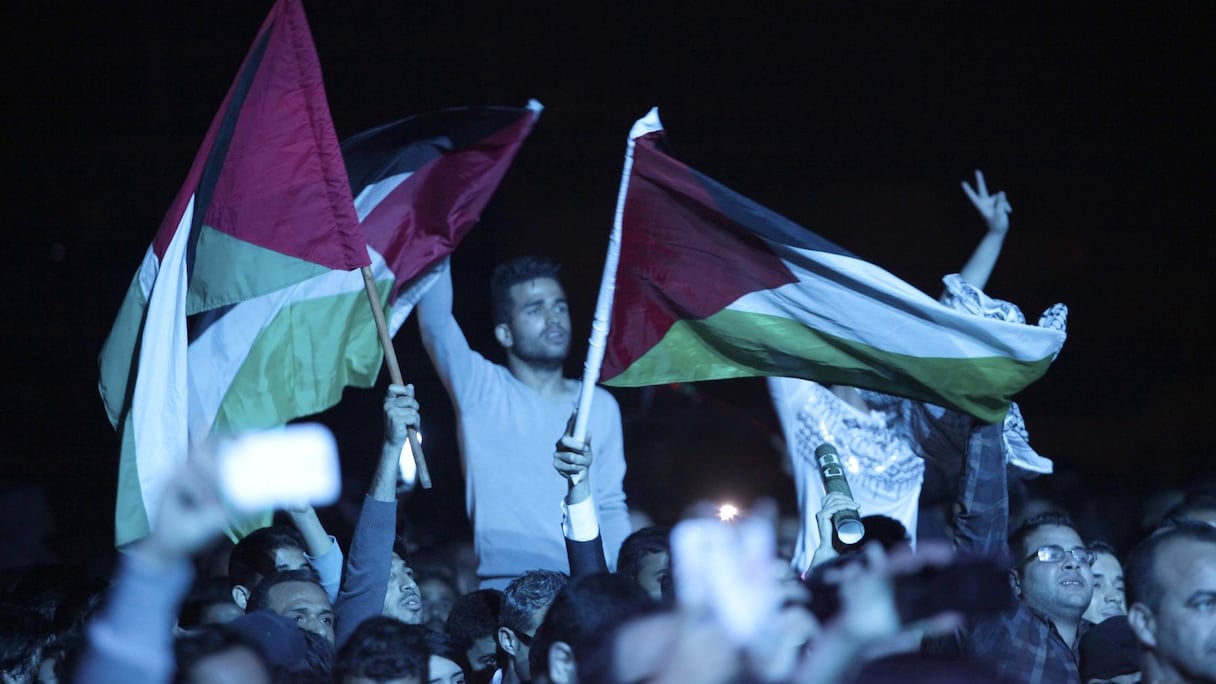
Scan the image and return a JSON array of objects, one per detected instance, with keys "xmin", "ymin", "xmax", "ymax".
[{"xmin": 718, "ymin": 503, "xmax": 739, "ymax": 522}]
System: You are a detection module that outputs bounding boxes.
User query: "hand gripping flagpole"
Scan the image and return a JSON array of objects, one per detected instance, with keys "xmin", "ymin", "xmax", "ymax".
[
  {"xmin": 362, "ymin": 267, "xmax": 432, "ymax": 489},
  {"xmin": 571, "ymin": 108, "xmax": 664, "ymax": 484}
]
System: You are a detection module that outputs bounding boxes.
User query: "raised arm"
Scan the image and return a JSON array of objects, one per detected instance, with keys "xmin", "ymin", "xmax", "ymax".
[
  {"xmin": 414, "ymin": 257, "xmax": 477, "ymax": 391},
  {"xmin": 334, "ymin": 384, "xmax": 419, "ymax": 646},
  {"xmin": 77, "ymin": 458, "xmax": 228, "ymax": 684},
  {"xmin": 958, "ymin": 170, "xmax": 1012, "ymax": 290},
  {"xmin": 286, "ymin": 505, "xmax": 344, "ymax": 603}
]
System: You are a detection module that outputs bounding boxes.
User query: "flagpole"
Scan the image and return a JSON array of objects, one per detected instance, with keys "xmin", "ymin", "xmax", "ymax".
[
  {"xmin": 361, "ymin": 266, "xmax": 432, "ymax": 489},
  {"xmin": 571, "ymin": 108, "xmax": 662, "ymax": 482}
]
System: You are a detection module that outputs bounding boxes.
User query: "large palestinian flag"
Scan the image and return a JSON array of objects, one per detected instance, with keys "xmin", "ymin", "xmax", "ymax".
[
  {"xmin": 98, "ymin": 0, "xmax": 539, "ymax": 545},
  {"xmin": 600, "ymin": 109, "xmax": 1066, "ymax": 423},
  {"xmin": 98, "ymin": 0, "xmax": 364, "ymax": 545}
]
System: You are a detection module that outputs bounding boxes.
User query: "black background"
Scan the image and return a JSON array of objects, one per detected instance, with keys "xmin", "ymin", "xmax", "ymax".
[{"xmin": 3, "ymin": 2, "xmax": 1211, "ymax": 557}]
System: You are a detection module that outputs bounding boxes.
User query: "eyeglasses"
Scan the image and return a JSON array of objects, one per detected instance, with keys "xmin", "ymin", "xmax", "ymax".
[
  {"xmin": 512, "ymin": 628, "xmax": 534, "ymax": 648},
  {"xmin": 1018, "ymin": 544, "xmax": 1096, "ymax": 567}
]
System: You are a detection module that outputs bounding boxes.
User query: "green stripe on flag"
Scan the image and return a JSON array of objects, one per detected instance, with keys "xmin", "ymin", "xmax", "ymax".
[
  {"xmin": 602, "ymin": 308, "xmax": 1054, "ymax": 423},
  {"xmin": 212, "ymin": 281, "xmax": 392, "ymax": 432},
  {"xmin": 99, "ymin": 272, "xmax": 151, "ymax": 428},
  {"xmin": 187, "ymin": 225, "xmax": 333, "ymax": 314},
  {"xmin": 115, "ymin": 413, "xmax": 151, "ymax": 546}
]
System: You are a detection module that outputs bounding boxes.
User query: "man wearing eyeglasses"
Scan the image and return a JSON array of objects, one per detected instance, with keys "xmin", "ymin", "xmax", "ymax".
[{"xmin": 964, "ymin": 511, "xmax": 1096, "ymax": 683}]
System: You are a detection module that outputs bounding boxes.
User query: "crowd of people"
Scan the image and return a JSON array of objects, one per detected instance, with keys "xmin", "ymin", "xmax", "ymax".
[{"xmin": 3, "ymin": 175, "xmax": 1214, "ymax": 684}]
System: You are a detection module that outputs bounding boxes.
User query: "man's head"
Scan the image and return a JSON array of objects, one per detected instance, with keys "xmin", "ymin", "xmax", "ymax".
[
  {"xmin": 1126, "ymin": 521, "xmax": 1216, "ymax": 683},
  {"xmin": 228, "ymin": 525, "xmax": 311, "ymax": 609},
  {"xmin": 499, "ymin": 570, "xmax": 567, "ymax": 682},
  {"xmin": 335, "ymin": 618, "xmax": 428, "ymax": 684},
  {"xmin": 1165, "ymin": 494, "xmax": 1216, "ymax": 528},
  {"xmin": 246, "ymin": 570, "xmax": 335, "ymax": 644},
  {"xmin": 615, "ymin": 527, "xmax": 671, "ymax": 603},
  {"xmin": 417, "ymin": 572, "xmax": 458, "ymax": 632},
  {"xmin": 447, "ymin": 589, "xmax": 502, "ymax": 683},
  {"xmin": 529, "ymin": 573, "xmax": 652, "ymax": 684},
  {"xmin": 383, "ymin": 553, "xmax": 425, "ymax": 625},
  {"xmin": 0, "ymin": 603, "xmax": 50, "ymax": 684},
  {"xmin": 182, "ymin": 577, "xmax": 245, "ymax": 628},
  {"xmin": 1084, "ymin": 540, "xmax": 1127, "ymax": 624},
  {"xmin": 1008, "ymin": 513, "xmax": 1094, "ymax": 625},
  {"xmin": 490, "ymin": 257, "xmax": 569, "ymax": 370},
  {"xmin": 421, "ymin": 628, "xmax": 471, "ymax": 684}
]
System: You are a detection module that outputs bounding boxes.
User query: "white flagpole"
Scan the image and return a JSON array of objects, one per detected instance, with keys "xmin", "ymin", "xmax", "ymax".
[{"xmin": 572, "ymin": 109, "xmax": 665, "ymax": 468}]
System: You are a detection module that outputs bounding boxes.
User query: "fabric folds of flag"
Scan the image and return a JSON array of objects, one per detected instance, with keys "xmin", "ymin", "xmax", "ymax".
[
  {"xmin": 600, "ymin": 109, "xmax": 1065, "ymax": 423},
  {"xmin": 98, "ymin": 0, "xmax": 366, "ymax": 546},
  {"xmin": 192, "ymin": 101, "xmax": 544, "ymax": 441},
  {"xmin": 100, "ymin": 89, "xmax": 541, "ymax": 545}
]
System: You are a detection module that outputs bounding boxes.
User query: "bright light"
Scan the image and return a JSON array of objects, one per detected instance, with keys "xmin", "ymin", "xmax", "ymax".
[
  {"xmin": 718, "ymin": 503, "xmax": 739, "ymax": 522},
  {"xmin": 398, "ymin": 432, "xmax": 421, "ymax": 486}
]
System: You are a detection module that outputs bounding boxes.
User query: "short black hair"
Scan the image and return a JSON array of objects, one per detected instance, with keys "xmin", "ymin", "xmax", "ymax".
[
  {"xmin": 180, "ymin": 577, "xmax": 240, "ymax": 629},
  {"xmin": 446, "ymin": 589, "xmax": 502, "ymax": 650},
  {"xmin": 857, "ymin": 514, "xmax": 910, "ymax": 551},
  {"xmin": 1085, "ymin": 539, "xmax": 1119, "ymax": 558},
  {"xmin": 228, "ymin": 524, "xmax": 307, "ymax": 591},
  {"xmin": 0, "ymin": 603, "xmax": 50, "ymax": 676},
  {"xmin": 1125, "ymin": 521, "xmax": 1216, "ymax": 611},
  {"xmin": 575, "ymin": 603, "xmax": 672, "ymax": 684},
  {"xmin": 490, "ymin": 256, "xmax": 562, "ymax": 326},
  {"xmin": 499, "ymin": 570, "xmax": 567, "ymax": 634},
  {"xmin": 528, "ymin": 573, "xmax": 652, "ymax": 678},
  {"xmin": 1163, "ymin": 493, "xmax": 1216, "ymax": 527},
  {"xmin": 245, "ymin": 569, "xmax": 325, "ymax": 614},
  {"xmin": 335, "ymin": 617, "xmax": 429, "ymax": 682},
  {"xmin": 1008, "ymin": 511, "xmax": 1078, "ymax": 567},
  {"xmin": 615, "ymin": 526, "xmax": 670, "ymax": 586},
  {"xmin": 422, "ymin": 627, "xmax": 471, "ymax": 679}
]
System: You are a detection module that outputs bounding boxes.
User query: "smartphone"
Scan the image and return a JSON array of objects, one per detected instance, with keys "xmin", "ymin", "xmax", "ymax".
[
  {"xmin": 215, "ymin": 423, "xmax": 341, "ymax": 514},
  {"xmin": 670, "ymin": 513, "xmax": 780, "ymax": 644}
]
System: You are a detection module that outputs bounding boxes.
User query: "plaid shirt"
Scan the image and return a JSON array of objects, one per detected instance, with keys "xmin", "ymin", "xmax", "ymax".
[{"xmin": 964, "ymin": 602, "xmax": 1089, "ymax": 684}]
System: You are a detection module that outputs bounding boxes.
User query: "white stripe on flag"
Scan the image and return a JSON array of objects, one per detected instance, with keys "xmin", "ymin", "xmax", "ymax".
[
  {"xmin": 131, "ymin": 195, "xmax": 195, "ymax": 529},
  {"xmin": 727, "ymin": 247, "xmax": 1064, "ymax": 362},
  {"xmin": 186, "ymin": 247, "xmax": 394, "ymax": 437},
  {"xmin": 354, "ymin": 172, "xmax": 412, "ymax": 221}
]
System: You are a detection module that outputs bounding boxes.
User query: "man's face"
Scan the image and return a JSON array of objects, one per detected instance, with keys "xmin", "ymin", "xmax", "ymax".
[
  {"xmin": 1084, "ymin": 551, "xmax": 1127, "ymax": 624},
  {"xmin": 272, "ymin": 546, "xmax": 308, "ymax": 572},
  {"xmin": 267, "ymin": 580, "xmax": 334, "ymax": 644},
  {"xmin": 384, "ymin": 554, "xmax": 424, "ymax": 625},
  {"xmin": 465, "ymin": 635, "xmax": 498, "ymax": 678},
  {"xmin": 420, "ymin": 578, "xmax": 456, "ymax": 632},
  {"xmin": 1015, "ymin": 525, "xmax": 1094, "ymax": 621},
  {"xmin": 1135, "ymin": 538, "xmax": 1216, "ymax": 683},
  {"xmin": 499, "ymin": 278, "xmax": 570, "ymax": 367},
  {"xmin": 634, "ymin": 551, "xmax": 670, "ymax": 602}
]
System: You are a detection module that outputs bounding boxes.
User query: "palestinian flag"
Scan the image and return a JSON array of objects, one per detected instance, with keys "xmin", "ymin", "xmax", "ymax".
[
  {"xmin": 187, "ymin": 101, "xmax": 544, "ymax": 439},
  {"xmin": 98, "ymin": 0, "xmax": 365, "ymax": 545},
  {"xmin": 344, "ymin": 100, "xmax": 544, "ymax": 333},
  {"xmin": 600, "ymin": 109, "xmax": 1065, "ymax": 423},
  {"xmin": 98, "ymin": 0, "xmax": 540, "ymax": 544}
]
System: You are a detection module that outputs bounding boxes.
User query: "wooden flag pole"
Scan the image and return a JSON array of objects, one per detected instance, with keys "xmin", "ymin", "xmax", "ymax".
[{"xmin": 361, "ymin": 266, "xmax": 432, "ymax": 489}]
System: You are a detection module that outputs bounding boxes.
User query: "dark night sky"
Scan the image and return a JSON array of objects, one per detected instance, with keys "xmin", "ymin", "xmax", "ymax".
[{"xmin": 3, "ymin": 2, "xmax": 1212, "ymax": 554}]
